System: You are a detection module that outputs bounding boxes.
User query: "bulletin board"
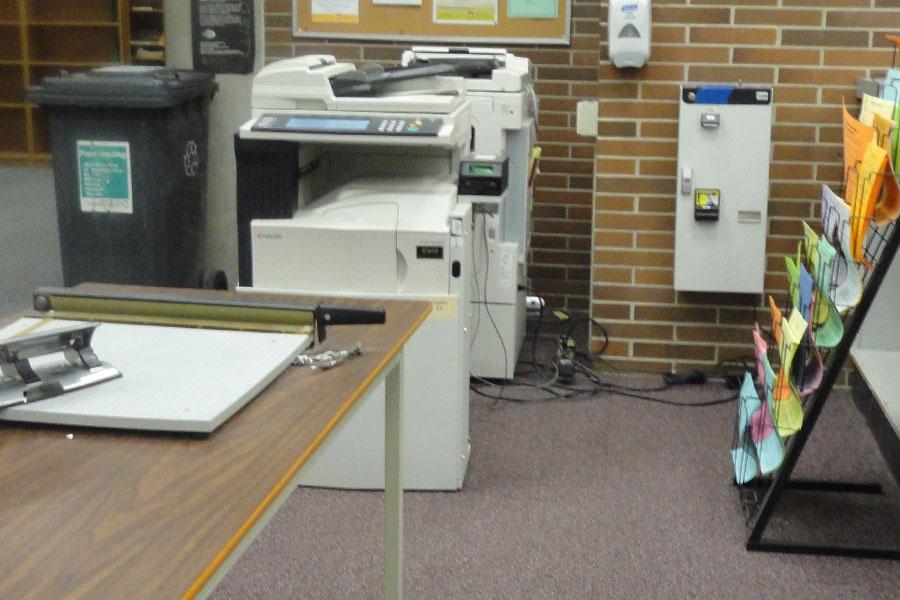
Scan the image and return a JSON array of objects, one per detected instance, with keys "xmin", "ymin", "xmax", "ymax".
[{"xmin": 294, "ymin": 0, "xmax": 571, "ymax": 45}]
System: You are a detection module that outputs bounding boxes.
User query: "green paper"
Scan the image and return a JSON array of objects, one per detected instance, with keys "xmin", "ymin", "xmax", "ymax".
[
  {"xmin": 773, "ymin": 311, "xmax": 807, "ymax": 438},
  {"xmin": 801, "ymin": 222, "xmax": 844, "ymax": 348},
  {"xmin": 508, "ymin": 0, "xmax": 558, "ymax": 19}
]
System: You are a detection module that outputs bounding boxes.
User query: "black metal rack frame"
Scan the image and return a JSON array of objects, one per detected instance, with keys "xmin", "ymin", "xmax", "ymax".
[{"xmin": 738, "ymin": 163, "xmax": 900, "ymax": 560}]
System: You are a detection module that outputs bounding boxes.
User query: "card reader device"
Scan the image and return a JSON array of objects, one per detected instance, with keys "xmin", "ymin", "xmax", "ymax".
[{"xmin": 458, "ymin": 155, "xmax": 509, "ymax": 197}]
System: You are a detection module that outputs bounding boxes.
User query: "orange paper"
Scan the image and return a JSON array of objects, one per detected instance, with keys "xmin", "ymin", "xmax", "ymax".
[
  {"xmin": 850, "ymin": 142, "xmax": 887, "ymax": 260},
  {"xmin": 875, "ymin": 155, "xmax": 900, "ymax": 225},
  {"xmin": 843, "ymin": 105, "xmax": 876, "ymax": 206},
  {"xmin": 768, "ymin": 295, "xmax": 782, "ymax": 347}
]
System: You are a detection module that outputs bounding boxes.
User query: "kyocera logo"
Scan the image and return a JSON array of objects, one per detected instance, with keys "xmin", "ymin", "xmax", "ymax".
[
  {"xmin": 256, "ymin": 232, "xmax": 282, "ymax": 241},
  {"xmin": 622, "ymin": 3, "xmax": 638, "ymax": 12}
]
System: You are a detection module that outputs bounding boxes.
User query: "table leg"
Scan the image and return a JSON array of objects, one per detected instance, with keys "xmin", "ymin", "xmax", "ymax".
[{"xmin": 384, "ymin": 355, "xmax": 403, "ymax": 599}]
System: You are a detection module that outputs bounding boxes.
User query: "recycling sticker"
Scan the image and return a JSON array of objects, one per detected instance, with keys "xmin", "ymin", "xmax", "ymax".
[{"xmin": 77, "ymin": 140, "xmax": 133, "ymax": 214}]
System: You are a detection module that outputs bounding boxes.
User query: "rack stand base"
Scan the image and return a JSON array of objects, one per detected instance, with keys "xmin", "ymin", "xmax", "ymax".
[{"xmin": 746, "ymin": 479, "xmax": 900, "ymax": 560}]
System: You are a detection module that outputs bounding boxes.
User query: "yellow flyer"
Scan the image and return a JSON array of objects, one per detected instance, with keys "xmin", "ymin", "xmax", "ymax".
[
  {"xmin": 859, "ymin": 93, "xmax": 895, "ymax": 127},
  {"xmin": 434, "ymin": 0, "xmax": 497, "ymax": 24},
  {"xmin": 873, "ymin": 113, "xmax": 893, "ymax": 153}
]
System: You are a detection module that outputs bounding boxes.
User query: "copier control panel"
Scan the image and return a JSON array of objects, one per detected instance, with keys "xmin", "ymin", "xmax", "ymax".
[{"xmin": 252, "ymin": 113, "xmax": 442, "ymax": 136}]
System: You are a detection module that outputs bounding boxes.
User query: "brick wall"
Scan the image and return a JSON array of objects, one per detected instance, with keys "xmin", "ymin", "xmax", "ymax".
[
  {"xmin": 592, "ymin": 0, "xmax": 899, "ymax": 373},
  {"xmin": 262, "ymin": 0, "xmax": 899, "ymax": 373}
]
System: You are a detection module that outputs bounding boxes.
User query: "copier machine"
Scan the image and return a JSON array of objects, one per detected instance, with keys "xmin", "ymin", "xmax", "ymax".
[
  {"xmin": 235, "ymin": 55, "xmax": 474, "ymax": 490},
  {"xmin": 402, "ymin": 47, "xmax": 537, "ymax": 381}
]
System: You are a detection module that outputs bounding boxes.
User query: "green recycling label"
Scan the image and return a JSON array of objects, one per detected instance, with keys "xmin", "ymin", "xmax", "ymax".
[{"xmin": 77, "ymin": 140, "xmax": 133, "ymax": 213}]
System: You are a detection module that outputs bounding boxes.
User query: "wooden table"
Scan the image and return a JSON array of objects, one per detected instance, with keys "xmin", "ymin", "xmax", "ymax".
[{"xmin": 0, "ymin": 287, "xmax": 431, "ymax": 599}]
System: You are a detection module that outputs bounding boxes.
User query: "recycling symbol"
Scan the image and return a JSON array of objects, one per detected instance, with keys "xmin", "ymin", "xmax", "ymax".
[{"xmin": 183, "ymin": 140, "xmax": 199, "ymax": 177}]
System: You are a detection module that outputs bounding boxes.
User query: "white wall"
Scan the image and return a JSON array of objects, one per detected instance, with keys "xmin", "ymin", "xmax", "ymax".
[{"xmin": 164, "ymin": 0, "xmax": 265, "ymax": 286}]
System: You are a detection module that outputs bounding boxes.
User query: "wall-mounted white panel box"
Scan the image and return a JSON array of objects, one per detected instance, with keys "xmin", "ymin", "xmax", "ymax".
[{"xmin": 675, "ymin": 85, "xmax": 773, "ymax": 294}]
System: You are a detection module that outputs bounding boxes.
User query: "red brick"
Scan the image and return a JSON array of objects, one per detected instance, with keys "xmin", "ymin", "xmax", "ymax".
[
  {"xmin": 689, "ymin": 65, "xmax": 776, "ymax": 83},
  {"xmin": 734, "ymin": 8, "xmax": 823, "ymax": 26},
  {"xmin": 690, "ymin": 27, "xmax": 778, "ymax": 45}
]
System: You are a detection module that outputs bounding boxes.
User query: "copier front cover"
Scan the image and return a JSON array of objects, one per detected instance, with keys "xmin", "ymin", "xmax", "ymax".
[{"xmin": 251, "ymin": 178, "xmax": 458, "ymax": 295}]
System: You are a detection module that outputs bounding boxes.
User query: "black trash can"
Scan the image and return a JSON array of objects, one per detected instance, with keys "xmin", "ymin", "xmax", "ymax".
[{"xmin": 28, "ymin": 66, "xmax": 218, "ymax": 288}]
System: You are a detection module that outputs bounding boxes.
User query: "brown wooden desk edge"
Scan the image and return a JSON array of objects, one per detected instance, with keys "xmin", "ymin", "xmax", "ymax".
[
  {"xmin": 0, "ymin": 284, "xmax": 431, "ymax": 599},
  {"xmin": 183, "ymin": 298, "xmax": 430, "ymax": 599}
]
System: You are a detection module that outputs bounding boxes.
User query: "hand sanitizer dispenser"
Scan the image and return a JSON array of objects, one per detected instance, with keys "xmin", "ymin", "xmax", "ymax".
[{"xmin": 608, "ymin": 0, "xmax": 651, "ymax": 69}]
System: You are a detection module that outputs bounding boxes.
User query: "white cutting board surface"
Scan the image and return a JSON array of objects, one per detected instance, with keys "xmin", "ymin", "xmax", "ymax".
[{"xmin": 0, "ymin": 318, "xmax": 311, "ymax": 433}]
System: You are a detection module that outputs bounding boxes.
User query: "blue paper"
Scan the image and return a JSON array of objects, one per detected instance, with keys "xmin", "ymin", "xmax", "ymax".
[
  {"xmin": 880, "ymin": 68, "xmax": 900, "ymax": 103},
  {"xmin": 798, "ymin": 262, "xmax": 814, "ymax": 322}
]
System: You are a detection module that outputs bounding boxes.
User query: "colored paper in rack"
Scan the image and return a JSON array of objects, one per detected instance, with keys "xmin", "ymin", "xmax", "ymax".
[
  {"xmin": 874, "ymin": 151, "xmax": 900, "ymax": 225},
  {"xmin": 879, "ymin": 68, "xmax": 900, "ymax": 103},
  {"xmin": 773, "ymin": 311, "xmax": 807, "ymax": 438},
  {"xmin": 797, "ymin": 337, "xmax": 825, "ymax": 396},
  {"xmin": 789, "ymin": 259, "xmax": 814, "ymax": 387},
  {"xmin": 859, "ymin": 93, "xmax": 895, "ymax": 127},
  {"xmin": 768, "ymin": 295, "xmax": 783, "ymax": 347},
  {"xmin": 750, "ymin": 326, "xmax": 785, "ymax": 474},
  {"xmin": 821, "ymin": 185, "xmax": 863, "ymax": 312},
  {"xmin": 732, "ymin": 372, "xmax": 760, "ymax": 485},
  {"xmin": 893, "ymin": 96, "xmax": 900, "ymax": 183},
  {"xmin": 752, "ymin": 323, "xmax": 768, "ymax": 386},
  {"xmin": 843, "ymin": 105, "xmax": 876, "ymax": 206},
  {"xmin": 756, "ymin": 315, "xmax": 790, "ymax": 405},
  {"xmin": 802, "ymin": 222, "xmax": 844, "ymax": 348},
  {"xmin": 785, "ymin": 255, "xmax": 812, "ymax": 322},
  {"xmin": 751, "ymin": 388, "xmax": 784, "ymax": 474},
  {"xmin": 873, "ymin": 113, "xmax": 894, "ymax": 153},
  {"xmin": 880, "ymin": 69, "xmax": 900, "ymax": 167},
  {"xmin": 850, "ymin": 142, "xmax": 888, "ymax": 261}
]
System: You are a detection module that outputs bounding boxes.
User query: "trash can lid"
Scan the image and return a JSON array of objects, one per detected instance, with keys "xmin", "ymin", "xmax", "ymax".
[{"xmin": 27, "ymin": 66, "xmax": 219, "ymax": 109}]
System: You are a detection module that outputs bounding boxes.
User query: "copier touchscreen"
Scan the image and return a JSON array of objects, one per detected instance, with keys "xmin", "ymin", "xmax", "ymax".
[{"xmin": 286, "ymin": 117, "xmax": 369, "ymax": 131}]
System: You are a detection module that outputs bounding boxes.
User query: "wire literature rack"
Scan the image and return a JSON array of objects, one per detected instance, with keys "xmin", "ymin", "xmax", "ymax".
[{"xmin": 732, "ymin": 159, "xmax": 900, "ymax": 559}]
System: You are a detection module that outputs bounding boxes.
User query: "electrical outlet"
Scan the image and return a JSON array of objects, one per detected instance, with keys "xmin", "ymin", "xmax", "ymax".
[{"xmin": 525, "ymin": 296, "xmax": 545, "ymax": 312}]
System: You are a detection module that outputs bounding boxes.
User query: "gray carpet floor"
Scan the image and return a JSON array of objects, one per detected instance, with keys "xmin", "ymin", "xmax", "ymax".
[{"xmin": 211, "ymin": 377, "xmax": 900, "ymax": 599}]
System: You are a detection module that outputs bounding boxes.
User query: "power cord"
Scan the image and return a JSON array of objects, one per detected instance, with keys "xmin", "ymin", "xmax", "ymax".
[{"xmin": 470, "ymin": 303, "xmax": 740, "ymax": 408}]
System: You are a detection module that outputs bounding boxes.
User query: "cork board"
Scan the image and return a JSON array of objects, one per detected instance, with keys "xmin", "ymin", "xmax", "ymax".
[{"xmin": 294, "ymin": 0, "xmax": 571, "ymax": 45}]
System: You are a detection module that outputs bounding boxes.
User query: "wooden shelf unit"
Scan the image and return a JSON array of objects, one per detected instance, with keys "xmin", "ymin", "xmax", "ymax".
[
  {"xmin": 0, "ymin": 0, "xmax": 132, "ymax": 163},
  {"xmin": 129, "ymin": 1, "xmax": 165, "ymax": 66}
]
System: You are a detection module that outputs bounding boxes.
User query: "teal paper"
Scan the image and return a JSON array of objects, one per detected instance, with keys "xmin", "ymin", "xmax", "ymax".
[
  {"xmin": 732, "ymin": 372, "xmax": 760, "ymax": 485},
  {"xmin": 508, "ymin": 0, "xmax": 558, "ymax": 19}
]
